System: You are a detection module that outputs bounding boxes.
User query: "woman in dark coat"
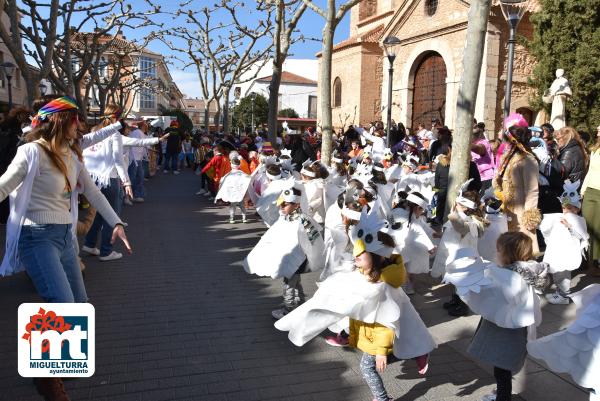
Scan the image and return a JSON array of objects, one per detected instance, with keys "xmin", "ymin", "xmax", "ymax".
[
  {"xmin": 288, "ymin": 133, "xmax": 316, "ymax": 171},
  {"xmin": 554, "ymin": 126, "xmax": 589, "ymax": 184},
  {"xmin": 434, "ymin": 142, "xmax": 482, "ymax": 225}
]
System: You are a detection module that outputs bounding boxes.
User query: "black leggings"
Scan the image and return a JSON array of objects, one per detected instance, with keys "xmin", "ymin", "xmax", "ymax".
[{"xmin": 494, "ymin": 366, "xmax": 512, "ymax": 401}]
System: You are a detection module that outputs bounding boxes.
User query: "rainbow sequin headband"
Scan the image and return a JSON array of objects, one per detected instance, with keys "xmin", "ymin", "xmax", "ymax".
[{"xmin": 31, "ymin": 96, "xmax": 78, "ymax": 128}]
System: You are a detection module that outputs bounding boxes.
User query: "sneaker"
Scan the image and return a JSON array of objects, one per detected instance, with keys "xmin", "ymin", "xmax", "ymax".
[
  {"xmin": 203, "ymin": 192, "xmax": 211, "ymax": 197},
  {"xmin": 163, "ymin": 170, "xmax": 168, "ymax": 173},
  {"xmin": 448, "ymin": 302, "xmax": 470, "ymax": 317},
  {"xmin": 123, "ymin": 198, "xmax": 133, "ymax": 206},
  {"xmin": 242, "ymin": 216, "xmax": 248, "ymax": 223},
  {"xmin": 271, "ymin": 308, "xmax": 291, "ymax": 320},
  {"xmin": 196, "ymin": 189, "xmax": 207, "ymax": 195},
  {"xmin": 415, "ymin": 354, "xmax": 429, "ymax": 375},
  {"xmin": 402, "ymin": 281, "xmax": 415, "ymax": 295},
  {"xmin": 325, "ymin": 334, "xmax": 349, "ymax": 347},
  {"xmin": 98, "ymin": 251, "xmax": 123, "ymax": 261},
  {"xmin": 443, "ymin": 294, "xmax": 461, "ymax": 309},
  {"xmin": 208, "ymin": 197, "xmax": 214, "ymax": 201},
  {"xmin": 229, "ymin": 218, "xmax": 235, "ymax": 224},
  {"xmin": 481, "ymin": 391, "xmax": 497, "ymax": 401},
  {"xmin": 133, "ymin": 197, "xmax": 145, "ymax": 203},
  {"xmin": 546, "ymin": 291, "xmax": 570, "ymax": 305},
  {"xmin": 174, "ymin": 170, "xmax": 180, "ymax": 175},
  {"xmin": 81, "ymin": 246, "xmax": 100, "ymax": 256}
]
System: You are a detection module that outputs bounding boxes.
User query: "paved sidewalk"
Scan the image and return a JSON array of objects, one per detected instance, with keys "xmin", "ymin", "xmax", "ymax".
[{"xmin": 0, "ymin": 170, "xmax": 595, "ymax": 401}]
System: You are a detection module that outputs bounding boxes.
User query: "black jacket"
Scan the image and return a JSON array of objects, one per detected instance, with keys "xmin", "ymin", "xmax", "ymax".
[
  {"xmin": 557, "ymin": 139, "xmax": 587, "ymax": 183},
  {"xmin": 290, "ymin": 139, "xmax": 316, "ymax": 171},
  {"xmin": 434, "ymin": 157, "xmax": 482, "ymax": 223},
  {"xmin": 165, "ymin": 128, "xmax": 181, "ymax": 154}
]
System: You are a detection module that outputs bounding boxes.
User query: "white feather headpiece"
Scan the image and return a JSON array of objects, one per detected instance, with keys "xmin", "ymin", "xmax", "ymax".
[
  {"xmin": 402, "ymin": 155, "xmax": 419, "ymax": 170},
  {"xmin": 349, "ymin": 208, "xmax": 393, "ymax": 258},
  {"xmin": 275, "ymin": 180, "xmax": 302, "ymax": 206},
  {"xmin": 455, "ymin": 179, "xmax": 477, "ymax": 210},
  {"xmin": 280, "ymin": 149, "xmax": 292, "ymax": 158},
  {"xmin": 559, "ymin": 179, "xmax": 581, "ymax": 209},
  {"xmin": 300, "ymin": 159, "xmax": 316, "ymax": 177}
]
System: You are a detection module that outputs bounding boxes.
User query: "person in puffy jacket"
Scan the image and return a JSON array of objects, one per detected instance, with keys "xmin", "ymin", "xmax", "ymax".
[{"xmin": 554, "ymin": 126, "xmax": 589, "ymax": 185}]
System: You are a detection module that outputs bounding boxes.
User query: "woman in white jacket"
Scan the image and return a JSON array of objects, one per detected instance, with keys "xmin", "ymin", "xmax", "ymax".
[
  {"xmin": 0, "ymin": 96, "xmax": 132, "ymax": 400},
  {"xmin": 82, "ymin": 105, "xmax": 134, "ymax": 261}
]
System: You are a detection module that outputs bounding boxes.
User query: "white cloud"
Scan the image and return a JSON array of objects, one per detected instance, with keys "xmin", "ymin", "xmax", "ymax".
[{"xmin": 171, "ymin": 69, "xmax": 203, "ymax": 99}]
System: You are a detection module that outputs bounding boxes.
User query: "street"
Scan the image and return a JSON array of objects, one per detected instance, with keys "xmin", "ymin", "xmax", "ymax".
[{"xmin": 0, "ymin": 171, "xmax": 591, "ymax": 401}]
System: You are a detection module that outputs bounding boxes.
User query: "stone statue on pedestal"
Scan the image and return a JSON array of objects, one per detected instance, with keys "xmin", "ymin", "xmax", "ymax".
[{"xmin": 545, "ymin": 69, "xmax": 572, "ymax": 130}]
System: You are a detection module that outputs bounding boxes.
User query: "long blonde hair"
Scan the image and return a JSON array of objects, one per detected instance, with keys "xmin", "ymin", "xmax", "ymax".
[
  {"xmin": 25, "ymin": 110, "xmax": 82, "ymax": 192},
  {"xmin": 558, "ymin": 127, "xmax": 589, "ymax": 167}
]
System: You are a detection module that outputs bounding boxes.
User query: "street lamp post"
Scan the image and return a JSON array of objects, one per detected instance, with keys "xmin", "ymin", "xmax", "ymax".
[
  {"xmin": 250, "ymin": 92, "xmax": 257, "ymax": 135},
  {"xmin": 382, "ymin": 36, "xmax": 401, "ymax": 146},
  {"xmin": 500, "ymin": 0, "xmax": 529, "ymax": 119},
  {"xmin": 1, "ymin": 62, "xmax": 16, "ymax": 109}
]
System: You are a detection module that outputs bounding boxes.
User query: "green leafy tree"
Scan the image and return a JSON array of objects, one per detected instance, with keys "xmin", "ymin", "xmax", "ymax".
[
  {"xmin": 527, "ymin": 0, "xmax": 600, "ymax": 133},
  {"xmin": 278, "ymin": 108, "xmax": 299, "ymax": 118},
  {"xmin": 232, "ymin": 94, "xmax": 269, "ymax": 131},
  {"xmin": 159, "ymin": 106, "xmax": 194, "ymax": 133}
]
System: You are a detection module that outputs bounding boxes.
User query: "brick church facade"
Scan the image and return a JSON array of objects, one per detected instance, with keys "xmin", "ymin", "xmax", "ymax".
[{"xmin": 319, "ymin": 0, "xmax": 540, "ymax": 134}]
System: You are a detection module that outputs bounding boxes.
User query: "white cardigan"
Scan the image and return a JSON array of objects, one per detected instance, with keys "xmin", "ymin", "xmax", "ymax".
[
  {"xmin": 83, "ymin": 131, "xmax": 130, "ymax": 188},
  {"xmin": 0, "ymin": 143, "xmax": 122, "ymax": 276}
]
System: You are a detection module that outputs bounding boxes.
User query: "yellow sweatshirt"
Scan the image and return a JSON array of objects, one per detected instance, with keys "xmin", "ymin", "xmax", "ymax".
[{"xmin": 348, "ymin": 255, "xmax": 407, "ymax": 356}]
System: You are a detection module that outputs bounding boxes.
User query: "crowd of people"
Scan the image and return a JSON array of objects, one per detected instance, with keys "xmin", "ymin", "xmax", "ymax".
[
  {"xmin": 1, "ymin": 93, "xmax": 600, "ymax": 401},
  {"xmin": 193, "ymin": 115, "xmax": 600, "ymax": 401}
]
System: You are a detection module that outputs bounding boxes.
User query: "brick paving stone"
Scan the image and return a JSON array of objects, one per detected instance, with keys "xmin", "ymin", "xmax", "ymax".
[{"xmin": 0, "ymin": 170, "xmax": 594, "ymax": 401}]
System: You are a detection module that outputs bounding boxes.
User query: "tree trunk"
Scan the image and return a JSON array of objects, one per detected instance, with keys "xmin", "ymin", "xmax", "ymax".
[
  {"xmin": 319, "ymin": 20, "xmax": 335, "ymax": 165},
  {"xmin": 215, "ymin": 106, "xmax": 221, "ymax": 134},
  {"xmin": 204, "ymin": 105, "xmax": 209, "ymax": 133},
  {"xmin": 267, "ymin": 62, "xmax": 283, "ymax": 145},
  {"xmin": 446, "ymin": 0, "xmax": 492, "ymax": 214},
  {"xmin": 222, "ymin": 87, "xmax": 231, "ymax": 134}
]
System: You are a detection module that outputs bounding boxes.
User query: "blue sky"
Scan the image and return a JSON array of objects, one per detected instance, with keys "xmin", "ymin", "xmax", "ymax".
[
  {"xmin": 139, "ymin": 1, "xmax": 352, "ymax": 98},
  {"xmin": 17, "ymin": 0, "xmax": 351, "ymax": 98}
]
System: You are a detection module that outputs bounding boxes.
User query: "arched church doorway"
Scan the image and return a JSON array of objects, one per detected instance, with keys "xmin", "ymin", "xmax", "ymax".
[
  {"xmin": 516, "ymin": 107, "xmax": 533, "ymax": 126},
  {"xmin": 411, "ymin": 52, "xmax": 447, "ymax": 130}
]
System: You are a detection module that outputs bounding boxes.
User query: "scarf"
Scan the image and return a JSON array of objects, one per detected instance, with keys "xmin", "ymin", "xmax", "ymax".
[
  {"xmin": 505, "ymin": 260, "xmax": 550, "ymax": 292},
  {"xmin": 31, "ymin": 96, "xmax": 78, "ymax": 128}
]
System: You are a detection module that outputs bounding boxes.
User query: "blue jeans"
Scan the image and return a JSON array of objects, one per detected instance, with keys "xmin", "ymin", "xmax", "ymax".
[
  {"xmin": 142, "ymin": 160, "xmax": 150, "ymax": 178},
  {"xmin": 128, "ymin": 161, "xmax": 145, "ymax": 199},
  {"xmin": 163, "ymin": 153, "xmax": 178, "ymax": 172},
  {"xmin": 84, "ymin": 178, "xmax": 119, "ymax": 256},
  {"xmin": 18, "ymin": 224, "xmax": 87, "ymax": 303}
]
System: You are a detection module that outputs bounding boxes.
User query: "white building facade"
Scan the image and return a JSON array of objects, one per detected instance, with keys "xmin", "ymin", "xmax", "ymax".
[{"xmin": 245, "ymin": 71, "xmax": 317, "ymax": 119}]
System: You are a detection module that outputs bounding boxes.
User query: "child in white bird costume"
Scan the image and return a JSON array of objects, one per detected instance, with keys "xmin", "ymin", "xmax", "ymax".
[
  {"xmin": 215, "ymin": 154, "xmax": 251, "ymax": 223},
  {"xmin": 443, "ymin": 232, "xmax": 549, "ymax": 401},
  {"xmin": 528, "ymin": 284, "xmax": 600, "ymax": 401},
  {"xmin": 300, "ymin": 160, "xmax": 328, "ymax": 225},
  {"xmin": 540, "ymin": 179, "xmax": 589, "ymax": 305},
  {"xmin": 432, "ymin": 179, "xmax": 488, "ymax": 316},
  {"xmin": 275, "ymin": 208, "xmax": 436, "ymax": 401},
  {"xmin": 478, "ymin": 187, "xmax": 509, "ymax": 264},
  {"xmin": 243, "ymin": 182, "xmax": 325, "ymax": 320}
]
